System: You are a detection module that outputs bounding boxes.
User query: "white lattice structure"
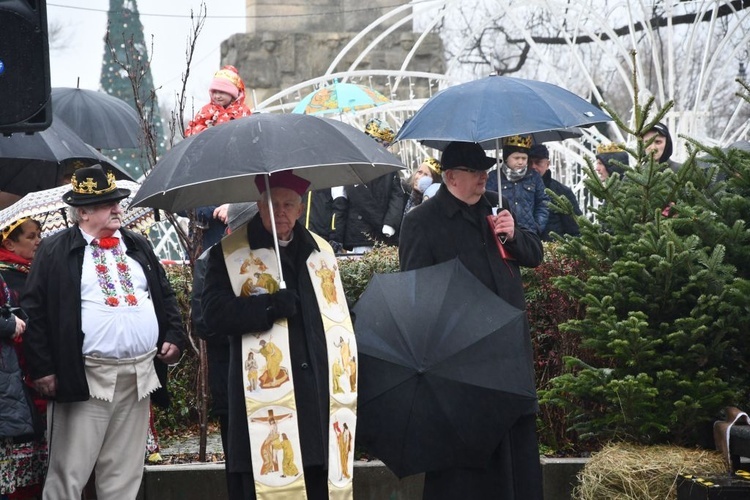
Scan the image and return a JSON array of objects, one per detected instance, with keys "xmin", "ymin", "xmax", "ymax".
[{"xmin": 151, "ymin": 0, "xmax": 750, "ymax": 259}]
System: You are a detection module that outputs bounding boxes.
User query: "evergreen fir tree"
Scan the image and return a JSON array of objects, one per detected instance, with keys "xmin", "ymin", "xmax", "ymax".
[
  {"xmin": 100, "ymin": 0, "xmax": 166, "ymax": 178},
  {"xmin": 540, "ymin": 74, "xmax": 750, "ymax": 447}
]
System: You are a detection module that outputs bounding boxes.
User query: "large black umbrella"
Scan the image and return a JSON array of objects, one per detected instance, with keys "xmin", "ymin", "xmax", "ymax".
[
  {"xmin": 51, "ymin": 87, "xmax": 143, "ymax": 149},
  {"xmin": 0, "ymin": 119, "xmax": 132, "ymax": 196},
  {"xmin": 131, "ymin": 112, "xmax": 404, "ymax": 284},
  {"xmin": 131, "ymin": 113, "xmax": 404, "ymax": 213},
  {"xmin": 353, "ymin": 258, "xmax": 538, "ymax": 478}
]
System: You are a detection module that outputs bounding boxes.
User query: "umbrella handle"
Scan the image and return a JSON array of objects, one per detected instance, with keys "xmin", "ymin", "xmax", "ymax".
[{"xmin": 486, "ymin": 215, "xmax": 515, "ymax": 261}]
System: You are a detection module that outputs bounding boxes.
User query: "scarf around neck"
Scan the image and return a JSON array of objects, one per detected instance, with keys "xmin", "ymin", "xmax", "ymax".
[{"xmin": 502, "ymin": 165, "xmax": 528, "ymax": 183}]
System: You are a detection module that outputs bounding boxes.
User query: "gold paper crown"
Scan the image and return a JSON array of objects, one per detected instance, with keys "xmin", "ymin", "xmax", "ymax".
[
  {"xmin": 71, "ymin": 170, "xmax": 118, "ymax": 195},
  {"xmin": 596, "ymin": 143, "xmax": 625, "ymax": 154},
  {"xmin": 364, "ymin": 118, "xmax": 395, "ymax": 144},
  {"xmin": 424, "ymin": 157, "xmax": 442, "ymax": 175},
  {"xmin": 502, "ymin": 135, "xmax": 532, "ymax": 149},
  {"xmin": 1, "ymin": 217, "xmax": 30, "ymax": 241}
]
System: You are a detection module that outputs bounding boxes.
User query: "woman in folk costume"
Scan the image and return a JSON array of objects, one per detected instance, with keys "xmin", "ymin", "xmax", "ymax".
[
  {"xmin": 185, "ymin": 65, "xmax": 252, "ymax": 136},
  {"xmin": 0, "ymin": 217, "xmax": 46, "ymax": 500}
]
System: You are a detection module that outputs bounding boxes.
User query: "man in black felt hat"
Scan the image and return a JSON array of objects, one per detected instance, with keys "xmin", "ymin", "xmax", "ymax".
[
  {"xmin": 399, "ymin": 141, "xmax": 545, "ymax": 500},
  {"xmin": 22, "ymin": 164, "xmax": 186, "ymax": 499}
]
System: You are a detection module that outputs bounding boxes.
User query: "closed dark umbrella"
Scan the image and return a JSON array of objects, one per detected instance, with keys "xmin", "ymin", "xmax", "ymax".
[
  {"xmin": 51, "ymin": 87, "xmax": 143, "ymax": 149},
  {"xmin": 353, "ymin": 258, "xmax": 538, "ymax": 478},
  {"xmin": 0, "ymin": 119, "xmax": 132, "ymax": 196}
]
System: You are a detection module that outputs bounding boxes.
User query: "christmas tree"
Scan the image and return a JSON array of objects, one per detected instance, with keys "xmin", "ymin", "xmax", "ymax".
[
  {"xmin": 100, "ymin": 0, "xmax": 166, "ymax": 178},
  {"xmin": 540, "ymin": 78, "xmax": 750, "ymax": 448}
]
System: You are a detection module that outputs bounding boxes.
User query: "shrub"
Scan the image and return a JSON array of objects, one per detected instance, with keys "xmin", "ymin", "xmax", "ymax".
[{"xmin": 540, "ymin": 89, "xmax": 750, "ymax": 448}]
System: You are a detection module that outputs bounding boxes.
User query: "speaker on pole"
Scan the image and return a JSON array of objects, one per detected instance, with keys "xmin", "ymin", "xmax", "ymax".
[{"xmin": 0, "ymin": 0, "xmax": 51, "ymax": 135}]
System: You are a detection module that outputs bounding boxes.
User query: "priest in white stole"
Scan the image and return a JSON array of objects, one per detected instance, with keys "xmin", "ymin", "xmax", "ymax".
[{"xmin": 202, "ymin": 171, "xmax": 357, "ymax": 500}]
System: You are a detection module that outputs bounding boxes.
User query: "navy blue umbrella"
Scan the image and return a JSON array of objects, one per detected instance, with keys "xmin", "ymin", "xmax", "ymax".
[{"xmin": 395, "ymin": 75, "xmax": 611, "ymax": 150}]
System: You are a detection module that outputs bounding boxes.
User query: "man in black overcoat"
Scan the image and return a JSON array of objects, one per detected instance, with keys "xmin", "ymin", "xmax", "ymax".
[{"xmin": 399, "ymin": 141, "xmax": 545, "ymax": 500}]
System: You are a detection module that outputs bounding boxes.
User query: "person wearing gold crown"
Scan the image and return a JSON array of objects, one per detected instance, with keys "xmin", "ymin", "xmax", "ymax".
[
  {"xmin": 202, "ymin": 170, "xmax": 358, "ymax": 499},
  {"xmin": 594, "ymin": 143, "xmax": 629, "ymax": 180},
  {"xmin": 21, "ymin": 164, "xmax": 186, "ymax": 499},
  {"xmin": 486, "ymin": 135, "xmax": 549, "ymax": 236},
  {"xmin": 330, "ymin": 118, "xmax": 405, "ymax": 253}
]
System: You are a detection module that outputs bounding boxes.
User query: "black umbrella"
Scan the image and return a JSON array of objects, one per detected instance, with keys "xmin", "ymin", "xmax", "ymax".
[
  {"xmin": 51, "ymin": 87, "xmax": 143, "ymax": 149},
  {"xmin": 131, "ymin": 112, "xmax": 404, "ymax": 284},
  {"xmin": 0, "ymin": 119, "xmax": 132, "ymax": 196},
  {"xmin": 353, "ymin": 258, "xmax": 538, "ymax": 478},
  {"xmin": 131, "ymin": 113, "xmax": 404, "ymax": 213}
]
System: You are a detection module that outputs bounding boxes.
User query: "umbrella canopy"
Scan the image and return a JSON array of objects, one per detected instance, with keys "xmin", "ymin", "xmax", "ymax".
[
  {"xmin": 0, "ymin": 119, "xmax": 133, "ymax": 196},
  {"xmin": 292, "ymin": 82, "xmax": 390, "ymax": 116},
  {"xmin": 51, "ymin": 87, "xmax": 143, "ymax": 149},
  {"xmin": 131, "ymin": 113, "xmax": 405, "ymax": 213},
  {"xmin": 0, "ymin": 180, "xmax": 154, "ymax": 237},
  {"xmin": 353, "ymin": 258, "xmax": 538, "ymax": 478},
  {"xmin": 394, "ymin": 75, "xmax": 611, "ymax": 150}
]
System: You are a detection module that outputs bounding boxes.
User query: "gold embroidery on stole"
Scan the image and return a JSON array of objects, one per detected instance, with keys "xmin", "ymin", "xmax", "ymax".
[{"xmin": 222, "ymin": 226, "xmax": 356, "ymax": 499}]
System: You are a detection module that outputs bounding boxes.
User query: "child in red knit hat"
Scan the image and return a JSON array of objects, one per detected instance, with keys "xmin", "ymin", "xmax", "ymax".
[{"xmin": 185, "ymin": 65, "xmax": 252, "ymax": 136}]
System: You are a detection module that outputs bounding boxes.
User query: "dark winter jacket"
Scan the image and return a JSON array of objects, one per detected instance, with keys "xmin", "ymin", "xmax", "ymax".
[
  {"xmin": 202, "ymin": 215, "xmax": 330, "ymax": 473},
  {"xmin": 540, "ymin": 170, "xmax": 582, "ymax": 241},
  {"xmin": 300, "ymin": 189, "xmax": 334, "ymax": 240},
  {"xmin": 0, "ymin": 277, "xmax": 32, "ymax": 438},
  {"xmin": 21, "ymin": 227, "xmax": 186, "ymax": 408},
  {"xmin": 331, "ymin": 173, "xmax": 405, "ymax": 249}
]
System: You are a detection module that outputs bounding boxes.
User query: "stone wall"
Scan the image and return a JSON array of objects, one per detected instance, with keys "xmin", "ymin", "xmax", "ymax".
[
  {"xmin": 222, "ymin": 30, "xmax": 445, "ymax": 105},
  {"xmin": 244, "ymin": 0, "xmax": 410, "ymax": 34},
  {"xmin": 228, "ymin": 1, "xmax": 445, "ymax": 105}
]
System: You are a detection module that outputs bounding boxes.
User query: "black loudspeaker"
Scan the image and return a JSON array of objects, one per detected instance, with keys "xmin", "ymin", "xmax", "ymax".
[{"xmin": 0, "ymin": 0, "xmax": 51, "ymax": 135}]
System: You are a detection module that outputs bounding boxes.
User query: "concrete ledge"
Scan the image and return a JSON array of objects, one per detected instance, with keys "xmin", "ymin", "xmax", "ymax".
[
  {"xmin": 137, "ymin": 458, "xmax": 585, "ymax": 500},
  {"xmin": 137, "ymin": 461, "xmax": 423, "ymax": 500}
]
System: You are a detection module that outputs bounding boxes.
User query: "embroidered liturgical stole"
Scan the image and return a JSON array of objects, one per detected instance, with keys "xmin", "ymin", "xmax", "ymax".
[{"xmin": 222, "ymin": 225, "xmax": 357, "ymax": 500}]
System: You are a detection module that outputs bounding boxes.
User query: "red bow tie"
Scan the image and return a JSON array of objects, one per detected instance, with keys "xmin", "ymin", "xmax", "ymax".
[{"xmin": 92, "ymin": 237, "xmax": 120, "ymax": 249}]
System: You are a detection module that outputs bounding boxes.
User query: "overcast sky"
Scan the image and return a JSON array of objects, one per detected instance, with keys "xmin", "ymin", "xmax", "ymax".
[{"xmin": 47, "ymin": 0, "xmax": 246, "ymax": 109}]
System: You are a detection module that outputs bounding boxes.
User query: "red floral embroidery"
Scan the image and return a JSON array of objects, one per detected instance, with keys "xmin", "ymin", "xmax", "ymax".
[{"xmin": 91, "ymin": 239, "xmax": 139, "ymax": 307}]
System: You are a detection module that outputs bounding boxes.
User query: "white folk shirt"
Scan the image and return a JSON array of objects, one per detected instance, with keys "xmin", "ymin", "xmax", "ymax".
[{"xmin": 80, "ymin": 229, "xmax": 159, "ymax": 359}]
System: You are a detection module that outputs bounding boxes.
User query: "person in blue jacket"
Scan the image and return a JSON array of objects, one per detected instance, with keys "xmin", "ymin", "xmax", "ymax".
[{"xmin": 487, "ymin": 135, "xmax": 549, "ymax": 235}]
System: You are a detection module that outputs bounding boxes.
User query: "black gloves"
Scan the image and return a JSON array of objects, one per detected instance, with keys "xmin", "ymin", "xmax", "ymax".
[
  {"xmin": 329, "ymin": 240, "xmax": 344, "ymax": 254},
  {"xmin": 266, "ymin": 289, "xmax": 298, "ymax": 322}
]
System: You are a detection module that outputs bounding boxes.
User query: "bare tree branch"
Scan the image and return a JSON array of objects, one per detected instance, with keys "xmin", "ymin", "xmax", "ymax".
[{"xmin": 507, "ymin": 0, "xmax": 750, "ymax": 45}]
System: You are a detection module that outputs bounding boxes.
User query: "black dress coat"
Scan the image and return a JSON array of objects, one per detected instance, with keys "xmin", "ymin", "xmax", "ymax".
[
  {"xmin": 201, "ymin": 215, "xmax": 330, "ymax": 474},
  {"xmin": 21, "ymin": 227, "xmax": 186, "ymax": 408},
  {"xmin": 540, "ymin": 169, "xmax": 582, "ymax": 241},
  {"xmin": 331, "ymin": 173, "xmax": 405, "ymax": 249},
  {"xmin": 398, "ymin": 184, "xmax": 545, "ymax": 500}
]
